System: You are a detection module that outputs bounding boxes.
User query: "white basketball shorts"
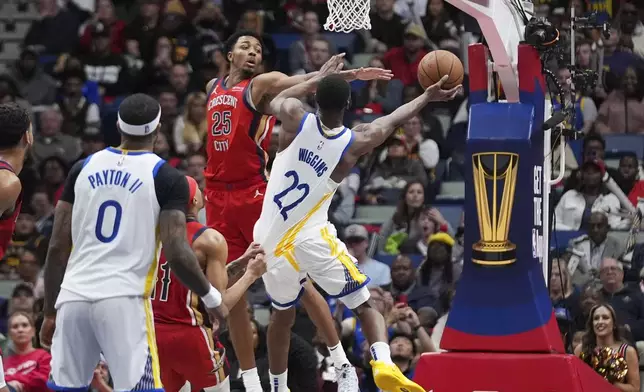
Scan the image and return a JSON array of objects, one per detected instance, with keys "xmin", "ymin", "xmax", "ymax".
[
  {"xmin": 48, "ymin": 296, "xmax": 163, "ymax": 392},
  {"xmin": 262, "ymin": 224, "xmax": 371, "ymax": 310}
]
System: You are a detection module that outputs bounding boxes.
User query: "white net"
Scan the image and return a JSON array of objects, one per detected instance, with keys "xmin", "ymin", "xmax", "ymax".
[{"xmin": 323, "ymin": 0, "xmax": 371, "ymax": 33}]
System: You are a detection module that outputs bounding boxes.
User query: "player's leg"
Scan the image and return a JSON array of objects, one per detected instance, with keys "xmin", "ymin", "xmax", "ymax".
[
  {"xmin": 178, "ymin": 325, "xmax": 229, "ymax": 392},
  {"xmin": 91, "ymin": 296, "xmax": 163, "ymax": 391},
  {"xmin": 262, "ymin": 258, "xmax": 307, "ymax": 392},
  {"xmin": 302, "ymin": 229, "xmax": 424, "ymax": 392},
  {"xmin": 154, "ymin": 324, "xmax": 189, "ymax": 392},
  {"xmin": 49, "ymin": 301, "xmax": 102, "ymax": 390},
  {"xmin": 299, "ymin": 282, "xmax": 352, "ymax": 369}
]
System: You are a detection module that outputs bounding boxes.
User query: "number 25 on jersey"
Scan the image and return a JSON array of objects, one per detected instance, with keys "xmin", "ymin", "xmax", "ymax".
[
  {"xmin": 211, "ymin": 110, "xmax": 232, "ymax": 136},
  {"xmin": 273, "ymin": 170, "xmax": 310, "ymax": 221}
]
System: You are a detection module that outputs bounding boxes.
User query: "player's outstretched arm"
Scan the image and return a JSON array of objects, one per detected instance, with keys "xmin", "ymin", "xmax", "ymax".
[
  {"xmin": 42, "ymin": 200, "xmax": 73, "ymax": 317},
  {"xmin": 202, "ymin": 235, "xmax": 266, "ymax": 310},
  {"xmin": 351, "ymin": 76, "xmax": 462, "ymax": 156}
]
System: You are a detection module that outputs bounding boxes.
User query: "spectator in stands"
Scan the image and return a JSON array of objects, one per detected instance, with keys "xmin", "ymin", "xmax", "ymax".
[
  {"xmin": 563, "ymin": 133, "xmax": 617, "ymax": 192},
  {"xmin": 0, "ymin": 76, "xmax": 33, "ymax": 117},
  {"xmin": 576, "ymin": 39, "xmax": 597, "ymax": 75},
  {"xmin": 364, "ymin": 138, "xmax": 428, "ymax": 208},
  {"xmin": 599, "ymin": 257, "xmax": 644, "ymax": 342},
  {"xmin": 184, "ymin": 153, "xmax": 206, "ymax": 189},
  {"xmin": 89, "ymin": 357, "xmax": 113, "ymax": 392},
  {"xmin": 329, "ymin": 170, "xmax": 359, "ymax": 232},
  {"xmin": 566, "ymin": 212, "xmax": 626, "ymax": 286},
  {"xmin": 76, "ymin": 132, "xmax": 106, "ymax": 164},
  {"xmin": 80, "ymin": 0, "xmax": 125, "ymax": 55},
  {"xmin": 1, "ymin": 211, "xmax": 46, "ymax": 272},
  {"xmin": 152, "ymin": 132, "xmax": 181, "ymax": 167},
  {"xmin": 595, "ymin": 66, "xmax": 644, "ymax": 134},
  {"xmin": 421, "ymin": 0, "xmax": 459, "ymax": 46},
  {"xmin": 38, "ymin": 156, "xmax": 68, "ymax": 205},
  {"xmin": 55, "ymin": 69, "xmax": 101, "ymax": 137},
  {"xmin": 2, "ymin": 312, "xmax": 51, "ymax": 392},
  {"xmin": 614, "ymin": 153, "xmax": 644, "ymax": 209},
  {"xmin": 169, "ymin": 63, "xmax": 192, "ymax": 106},
  {"xmin": 289, "ymin": 11, "xmax": 327, "ymax": 74},
  {"xmin": 173, "ymin": 92, "xmax": 207, "ymax": 155},
  {"xmin": 29, "ymin": 189, "xmax": 53, "ymax": 238},
  {"xmin": 156, "ymin": 85, "xmax": 180, "ymax": 137},
  {"xmin": 418, "ymin": 233, "xmax": 458, "ymax": 309},
  {"xmin": 555, "ymin": 159, "xmax": 629, "ymax": 230},
  {"xmin": 223, "ymin": 318, "xmax": 319, "ymax": 392},
  {"xmin": 382, "ymin": 255, "xmax": 442, "ymax": 314},
  {"xmin": 550, "ymin": 258, "xmax": 583, "ymax": 334},
  {"xmin": 52, "ymin": 55, "xmax": 101, "ymax": 105},
  {"xmin": 552, "ymin": 66, "xmax": 597, "ymax": 133},
  {"xmin": 16, "ymin": 249, "xmax": 40, "ymax": 290},
  {"xmin": 83, "ymin": 22, "xmax": 130, "ymax": 102},
  {"xmin": 618, "ymin": 0, "xmax": 644, "ymax": 59},
  {"xmin": 236, "ymin": 7, "xmax": 276, "ymax": 71},
  {"xmin": 377, "ymin": 180, "xmax": 428, "ymax": 253},
  {"xmin": 344, "ymin": 224, "xmax": 391, "ymax": 287},
  {"xmin": 400, "ymin": 115, "xmax": 440, "ymax": 173},
  {"xmin": 598, "ymin": 28, "xmax": 644, "ymax": 97},
  {"xmin": 383, "ymin": 24, "xmax": 429, "ymax": 86},
  {"xmin": 23, "ymin": 0, "xmax": 83, "ymax": 55},
  {"xmin": 369, "ymin": 0, "xmax": 407, "ymax": 52},
  {"xmin": 7, "ymin": 47, "xmax": 58, "ymax": 106},
  {"xmin": 354, "ymin": 57, "xmax": 403, "ymax": 116},
  {"xmin": 124, "ymin": 0, "xmax": 162, "ymax": 62},
  {"xmin": 292, "ymin": 37, "xmax": 334, "ymax": 77},
  {"xmin": 31, "ymin": 108, "xmax": 81, "ymax": 165}
]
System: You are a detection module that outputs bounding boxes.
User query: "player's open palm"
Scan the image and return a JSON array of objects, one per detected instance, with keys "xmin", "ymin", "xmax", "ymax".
[
  {"xmin": 424, "ymin": 75, "xmax": 463, "ymax": 102},
  {"xmin": 348, "ymin": 67, "xmax": 394, "ymax": 81},
  {"xmin": 318, "ymin": 53, "xmax": 346, "ymax": 76},
  {"xmin": 39, "ymin": 315, "xmax": 56, "ymax": 350}
]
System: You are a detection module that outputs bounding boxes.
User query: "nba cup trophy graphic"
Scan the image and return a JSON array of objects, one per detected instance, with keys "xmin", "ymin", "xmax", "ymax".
[
  {"xmin": 409, "ymin": 0, "xmax": 620, "ymax": 391},
  {"xmin": 471, "ymin": 153, "xmax": 519, "ymax": 265}
]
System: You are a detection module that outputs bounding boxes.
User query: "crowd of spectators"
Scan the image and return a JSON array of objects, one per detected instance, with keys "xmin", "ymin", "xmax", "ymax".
[{"xmin": 1, "ymin": 0, "xmax": 644, "ymax": 391}]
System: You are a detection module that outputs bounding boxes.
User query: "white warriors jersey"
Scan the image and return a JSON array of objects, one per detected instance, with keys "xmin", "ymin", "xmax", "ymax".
[
  {"xmin": 57, "ymin": 148, "xmax": 165, "ymax": 306},
  {"xmin": 254, "ymin": 113, "xmax": 353, "ymax": 252}
]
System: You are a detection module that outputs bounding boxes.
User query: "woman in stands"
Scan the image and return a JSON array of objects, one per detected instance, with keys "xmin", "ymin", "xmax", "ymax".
[
  {"xmin": 172, "ymin": 91, "xmax": 208, "ymax": 155},
  {"xmin": 418, "ymin": 233, "xmax": 459, "ymax": 315},
  {"xmin": 2, "ymin": 312, "xmax": 51, "ymax": 392},
  {"xmin": 575, "ymin": 304, "xmax": 640, "ymax": 392}
]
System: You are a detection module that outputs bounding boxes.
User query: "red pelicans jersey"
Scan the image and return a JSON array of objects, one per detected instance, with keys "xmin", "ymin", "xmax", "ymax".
[
  {"xmin": 152, "ymin": 218, "xmax": 210, "ymax": 327},
  {"xmin": 0, "ymin": 161, "xmax": 21, "ymax": 260},
  {"xmin": 204, "ymin": 78, "xmax": 275, "ymax": 186}
]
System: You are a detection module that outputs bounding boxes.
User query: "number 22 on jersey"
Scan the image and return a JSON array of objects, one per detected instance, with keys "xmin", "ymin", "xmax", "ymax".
[{"xmin": 273, "ymin": 170, "xmax": 310, "ymax": 221}]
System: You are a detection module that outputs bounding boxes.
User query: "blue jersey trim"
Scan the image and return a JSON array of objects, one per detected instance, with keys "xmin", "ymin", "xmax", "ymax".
[
  {"xmin": 296, "ymin": 113, "xmax": 309, "ymax": 135},
  {"xmin": 191, "ymin": 226, "xmax": 208, "ymax": 243},
  {"xmin": 269, "ymin": 287, "xmax": 306, "ymax": 309},
  {"xmin": 152, "ymin": 159, "xmax": 166, "ymax": 177},
  {"xmin": 340, "ymin": 129, "xmax": 354, "ymax": 161},
  {"xmin": 47, "ymin": 382, "xmax": 90, "ymax": 392},
  {"xmin": 81, "ymin": 154, "xmax": 94, "ymax": 168}
]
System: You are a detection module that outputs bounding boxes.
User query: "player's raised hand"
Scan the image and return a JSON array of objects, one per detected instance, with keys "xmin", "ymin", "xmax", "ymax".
[
  {"xmin": 241, "ymin": 242, "xmax": 264, "ymax": 264},
  {"xmin": 318, "ymin": 53, "xmax": 346, "ymax": 76},
  {"xmin": 424, "ymin": 75, "xmax": 463, "ymax": 102},
  {"xmin": 39, "ymin": 315, "xmax": 56, "ymax": 350},
  {"xmin": 343, "ymin": 67, "xmax": 394, "ymax": 81},
  {"xmin": 246, "ymin": 253, "xmax": 267, "ymax": 279}
]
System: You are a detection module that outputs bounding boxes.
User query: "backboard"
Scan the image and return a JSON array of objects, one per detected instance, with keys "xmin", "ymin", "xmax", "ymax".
[{"xmin": 445, "ymin": 0, "xmax": 533, "ymax": 102}]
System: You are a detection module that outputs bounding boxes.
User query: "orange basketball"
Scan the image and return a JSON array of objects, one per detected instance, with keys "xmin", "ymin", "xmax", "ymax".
[{"xmin": 417, "ymin": 50, "xmax": 464, "ymax": 90}]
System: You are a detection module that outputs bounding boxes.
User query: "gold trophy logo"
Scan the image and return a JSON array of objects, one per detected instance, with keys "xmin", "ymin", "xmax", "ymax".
[{"xmin": 471, "ymin": 152, "xmax": 519, "ymax": 265}]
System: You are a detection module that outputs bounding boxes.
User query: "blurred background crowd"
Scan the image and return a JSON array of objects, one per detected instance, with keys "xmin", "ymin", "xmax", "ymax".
[{"xmin": 1, "ymin": 0, "xmax": 644, "ymax": 391}]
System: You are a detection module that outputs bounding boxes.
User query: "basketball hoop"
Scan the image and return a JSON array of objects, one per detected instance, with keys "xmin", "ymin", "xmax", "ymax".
[{"xmin": 323, "ymin": 0, "xmax": 371, "ymax": 33}]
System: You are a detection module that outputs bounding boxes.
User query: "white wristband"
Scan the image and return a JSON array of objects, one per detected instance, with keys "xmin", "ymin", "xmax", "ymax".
[{"xmin": 201, "ymin": 286, "xmax": 222, "ymax": 308}]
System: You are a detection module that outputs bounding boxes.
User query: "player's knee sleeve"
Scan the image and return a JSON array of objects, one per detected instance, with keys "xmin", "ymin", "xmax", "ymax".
[{"xmin": 340, "ymin": 286, "xmax": 370, "ymax": 310}]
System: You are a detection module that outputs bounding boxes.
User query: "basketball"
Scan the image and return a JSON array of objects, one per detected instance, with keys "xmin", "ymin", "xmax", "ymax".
[{"xmin": 418, "ymin": 50, "xmax": 464, "ymax": 90}]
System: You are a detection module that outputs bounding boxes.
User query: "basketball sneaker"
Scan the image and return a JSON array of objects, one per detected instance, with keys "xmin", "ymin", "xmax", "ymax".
[
  {"xmin": 370, "ymin": 360, "xmax": 425, "ymax": 392},
  {"xmin": 336, "ymin": 363, "xmax": 359, "ymax": 392}
]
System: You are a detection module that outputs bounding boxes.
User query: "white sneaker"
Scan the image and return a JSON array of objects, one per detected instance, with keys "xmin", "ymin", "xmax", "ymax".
[{"xmin": 336, "ymin": 363, "xmax": 360, "ymax": 392}]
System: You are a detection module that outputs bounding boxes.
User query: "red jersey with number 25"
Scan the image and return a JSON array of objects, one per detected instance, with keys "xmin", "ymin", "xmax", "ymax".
[
  {"xmin": 152, "ymin": 218, "xmax": 211, "ymax": 327},
  {"xmin": 204, "ymin": 77, "xmax": 275, "ymax": 186},
  {"xmin": 0, "ymin": 161, "xmax": 21, "ymax": 261}
]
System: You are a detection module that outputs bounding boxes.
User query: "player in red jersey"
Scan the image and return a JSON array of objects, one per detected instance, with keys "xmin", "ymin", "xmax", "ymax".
[
  {"xmin": 153, "ymin": 176, "xmax": 266, "ymax": 392},
  {"xmin": 0, "ymin": 103, "xmax": 32, "ymax": 261},
  {"xmin": 204, "ymin": 30, "xmax": 392, "ymax": 392},
  {"xmin": 0, "ymin": 103, "xmax": 32, "ymax": 392}
]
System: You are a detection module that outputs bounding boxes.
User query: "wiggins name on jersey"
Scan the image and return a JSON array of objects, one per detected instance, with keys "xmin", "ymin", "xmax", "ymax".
[{"xmin": 254, "ymin": 113, "xmax": 353, "ymax": 252}]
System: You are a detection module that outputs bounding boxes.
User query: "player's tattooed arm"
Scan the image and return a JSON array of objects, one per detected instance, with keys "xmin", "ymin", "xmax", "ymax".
[
  {"xmin": 159, "ymin": 209, "xmax": 211, "ymax": 297},
  {"xmin": 43, "ymin": 201, "xmax": 74, "ymax": 316},
  {"xmin": 226, "ymin": 259, "xmax": 246, "ymax": 280}
]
